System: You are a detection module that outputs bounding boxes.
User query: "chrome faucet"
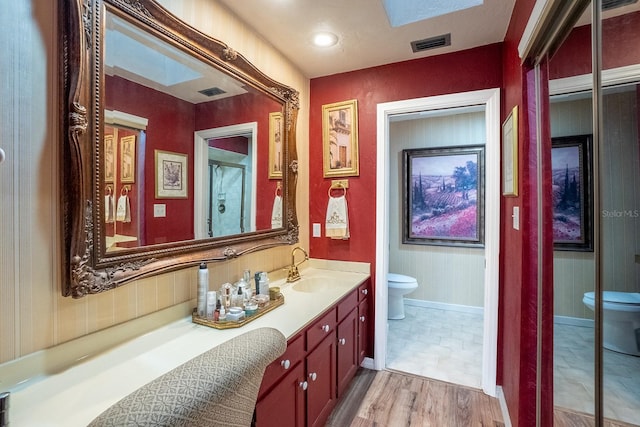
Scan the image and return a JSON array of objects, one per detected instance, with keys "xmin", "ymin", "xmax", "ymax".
[{"xmin": 286, "ymin": 247, "xmax": 309, "ymax": 282}]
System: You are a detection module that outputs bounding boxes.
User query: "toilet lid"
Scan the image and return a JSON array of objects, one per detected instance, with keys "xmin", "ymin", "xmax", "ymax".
[
  {"xmin": 387, "ymin": 273, "xmax": 417, "ymax": 283},
  {"xmin": 584, "ymin": 291, "xmax": 640, "ymax": 304}
]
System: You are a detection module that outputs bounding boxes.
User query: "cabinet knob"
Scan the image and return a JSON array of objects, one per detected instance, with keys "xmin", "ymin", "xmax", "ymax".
[
  {"xmin": 299, "ymin": 381, "xmax": 308, "ymax": 390},
  {"xmin": 321, "ymin": 324, "xmax": 330, "ymax": 333},
  {"xmin": 360, "ymin": 315, "xmax": 366, "ymax": 322},
  {"xmin": 308, "ymin": 372, "xmax": 317, "ymax": 381},
  {"xmin": 339, "ymin": 338, "xmax": 346, "ymax": 346},
  {"xmin": 361, "ymin": 289, "xmax": 368, "ymax": 295},
  {"xmin": 281, "ymin": 359, "xmax": 291, "ymax": 370}
]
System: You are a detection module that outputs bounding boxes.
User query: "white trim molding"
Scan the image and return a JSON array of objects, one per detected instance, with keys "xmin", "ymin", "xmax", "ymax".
[{"xmin": 375, "ymin": 88, "xmax": 501, "ymax": 397}]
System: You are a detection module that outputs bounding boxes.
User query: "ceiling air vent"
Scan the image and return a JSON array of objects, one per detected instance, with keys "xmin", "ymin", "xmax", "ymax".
[
  {"xmin": 411, "ymin": 33, "xmax": 451, "ymax": 53},
  {"xmin": 198, "ymin": 87, "xmax": 226, "ymax": 97},
  {"xmin": 603, "ymin": 0, "xmax": 638, "ymax": 10}
]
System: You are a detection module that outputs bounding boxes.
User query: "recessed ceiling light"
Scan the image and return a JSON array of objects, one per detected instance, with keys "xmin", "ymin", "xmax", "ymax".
[{"xmin": 312, "ymin": 32, "xmax": 338, "ymax": 47}]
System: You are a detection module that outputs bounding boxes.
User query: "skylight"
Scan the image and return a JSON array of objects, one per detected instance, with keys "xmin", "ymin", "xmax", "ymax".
[{"xmin": 382, "ymin": 0, "xmax": 483, "ymax": 27}]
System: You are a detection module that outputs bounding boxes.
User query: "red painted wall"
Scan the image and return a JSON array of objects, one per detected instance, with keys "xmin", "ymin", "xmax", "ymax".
[
  {"xmin": 550, "ymin": 11, "xmax": 640, "ymax": 79},
  {"xmin": 309, "ymin": 43, "xmax": 503, "ymax": 365},
  {"xmin": 106, "ymin": 75, "xmax": 195, "ymax": 245}
]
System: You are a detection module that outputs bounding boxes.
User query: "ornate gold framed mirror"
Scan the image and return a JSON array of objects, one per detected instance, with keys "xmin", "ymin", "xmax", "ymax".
[{"xmin": 60, "ymin": 0, "xmax": 299, "ymax": 298}]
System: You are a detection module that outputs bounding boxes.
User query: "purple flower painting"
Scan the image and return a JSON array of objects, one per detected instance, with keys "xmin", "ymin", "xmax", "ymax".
[{"xmin": 403, "ymin": 146, "xmax": 485, "ymax": 247}]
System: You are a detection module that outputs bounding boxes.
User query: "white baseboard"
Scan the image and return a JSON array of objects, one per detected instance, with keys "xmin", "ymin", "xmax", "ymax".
[
  {"xmin": 553, "ymin": 315, "xmax": 593, "ymax": 328},
  {"xmin": 496, "ymin": 386, "xmax": 512, "ymax": 427},
  {"xmin": 360, "ymin": 357, "xmax": 375, "ymax": 370},
  {"xmin": 404, "ymin": 298, "xmax": 484, "ymax": 315}
]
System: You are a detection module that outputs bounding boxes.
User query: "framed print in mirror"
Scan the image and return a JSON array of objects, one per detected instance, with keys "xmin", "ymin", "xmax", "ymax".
[
  {"xmin": 104, "ymin": 135, "xmax": 115, "ymax": 183},
  {"xmin": 502, "ymin": 105, "xmax": 518, "ymax": 196},
  {"xmin": 268, "ymin": 111, "xmax": 283, "ymax": 179},
  {"xmin": 322, "ymin": 99, "xmax": 359, "ymax": 177},
  {"xmin": 402, "ymin": 145, "xmax": 485, "ymax": 248},
  {"xmin": 120, "ymin": 135, "xmax": 136, "ymax": 183},
  {"xmin": 155, "ymin": 150, "xmax": 188, "ymax": 199},
  {"xmin": 551, "ymin": 134, "xmax": 593, "ymax": 251}
]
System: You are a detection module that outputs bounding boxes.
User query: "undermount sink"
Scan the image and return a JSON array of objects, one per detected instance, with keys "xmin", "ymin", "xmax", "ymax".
[{"xmin": 291, "ymin": 277, "xmax": 333, "ymax": 293}]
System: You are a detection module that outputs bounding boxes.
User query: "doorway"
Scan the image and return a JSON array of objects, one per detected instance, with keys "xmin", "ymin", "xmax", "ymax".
[{"xmin": 374, "ymin": 88, "xmax": 501, "ymax": 396}]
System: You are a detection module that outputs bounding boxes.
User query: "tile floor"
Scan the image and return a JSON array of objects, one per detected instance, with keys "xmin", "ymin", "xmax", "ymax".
[
  {"xmin": 387, "ymin": 305, "xmax": 640, "ymax": 425},
  {"xmin": 386, "ymin": 304, "xmax": 484, "ymax": 390},
  {"xmin": 554, "ymin": 322, "xmax": 640, "ymax": 425}
]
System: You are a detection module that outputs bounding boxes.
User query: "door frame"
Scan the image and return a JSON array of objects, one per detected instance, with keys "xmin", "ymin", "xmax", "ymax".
[
  {"xmin": 374, "ymin": 88, "xmax": 501, "ymax": 396},
  {"xmin": 194, "ymin": 122, "xmax": 257, "ymax": 239}
]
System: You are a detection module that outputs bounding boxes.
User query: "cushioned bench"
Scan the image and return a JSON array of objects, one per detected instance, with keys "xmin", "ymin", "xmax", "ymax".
[{"xmin": 88, "ymin": 327, "xmax": 286, "ymax": 427}]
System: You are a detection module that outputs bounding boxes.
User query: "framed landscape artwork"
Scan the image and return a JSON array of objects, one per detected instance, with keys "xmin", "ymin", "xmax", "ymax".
[
  {"xmin": 403, "ymin": 145, "xmax": 485, "ymax": 247},
  {"xmin": 322, "ymin": 99, "xmax": 359, "ymax": 177},
  {"xmin": 551, "ymin": 134, "xmax": 593, "ymax": 251}
]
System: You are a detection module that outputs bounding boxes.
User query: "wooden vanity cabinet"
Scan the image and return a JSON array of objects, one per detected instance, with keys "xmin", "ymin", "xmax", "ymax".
[
  {"xmin": 255, "ymin": 279, "xmax": 372, "ymax": 427},
  {"xmin": 357, "ymin": 280, "xmax": 371, "ymax": 362}
]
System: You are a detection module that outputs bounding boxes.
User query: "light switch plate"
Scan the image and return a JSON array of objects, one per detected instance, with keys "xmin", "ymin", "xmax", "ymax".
[
  {"xmin": 512, "ymin": 206, "xmax": 520, "ymax": 230},
  {"xmin": 312, "ymin": 223, "xmax": 321, "ymax": 237},
  {"xmin": 154, "ymin": 204, "xmax": 166, "ymax": 218}
]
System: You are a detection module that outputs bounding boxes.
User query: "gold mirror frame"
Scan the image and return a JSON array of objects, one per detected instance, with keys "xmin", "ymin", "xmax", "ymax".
[{"xmin": 60, "ymin": 0, "xmax": 299, "ymax": 298}]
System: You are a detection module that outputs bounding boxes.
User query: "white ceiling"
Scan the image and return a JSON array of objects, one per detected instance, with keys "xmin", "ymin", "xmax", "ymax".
[{"xmin": 217, "ymin": 0, "xmax": 517, "ymax": 78}]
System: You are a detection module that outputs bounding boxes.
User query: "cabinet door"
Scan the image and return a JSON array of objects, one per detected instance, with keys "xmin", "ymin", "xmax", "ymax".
[
  {"xmin": 254, "ymin": 362, "xmax": 305, "ymax": 427},
  {"xmin": 358, "ymin": 297, "xmax": 370, "ymax": 363},
  {"xmin": 306, "ymin": 332, "xmax": 336, "ymax": 427},
  {"xmin": 336, "ymin": 308, "xmax": 358, "ymax": 397}
]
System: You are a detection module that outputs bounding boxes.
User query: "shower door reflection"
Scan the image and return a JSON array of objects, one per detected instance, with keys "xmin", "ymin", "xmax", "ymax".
[{"xmin": 208, "ymin": 161, "xmax": 247, "ymax": 237}]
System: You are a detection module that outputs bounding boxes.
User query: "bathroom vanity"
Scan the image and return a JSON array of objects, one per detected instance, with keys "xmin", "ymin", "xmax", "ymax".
[{"xmin": 4, "ymin": 261, "xmax": 370, "ymax": 426}]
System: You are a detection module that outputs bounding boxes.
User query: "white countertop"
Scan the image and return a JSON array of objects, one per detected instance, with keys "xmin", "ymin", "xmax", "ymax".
[{"xmin": 6, "ymin": 263, "xmax": 369, "ymax": 426}]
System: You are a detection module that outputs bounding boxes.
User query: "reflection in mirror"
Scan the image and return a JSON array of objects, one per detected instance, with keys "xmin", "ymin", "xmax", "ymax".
[
  {"xmin": 104, "ymin": 11, "xmax": 283, "ymax": 251},
  {"xmin": 60, "ymin": 0, "xmax": 299, "ymax": 297},
  {"xmin": 549, "ymin": 1, "xmax": 640, "ymax": 423}
]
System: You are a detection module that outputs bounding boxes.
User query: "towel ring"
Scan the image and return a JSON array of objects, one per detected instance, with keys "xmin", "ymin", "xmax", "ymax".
[
  {"xmin": 121, "ymin": 185, "xmax": 131, "ymax": 196},
  {"xmin": 328, "ymin": 184, "xmax": 347, "ymax": 197},
  {"xmin": 105, "ymin": 185, "xmax": 113, "ymax": 195},
  {"xmin": 275, "ymin": 181, "xmax": 282, "ymax": 196}
]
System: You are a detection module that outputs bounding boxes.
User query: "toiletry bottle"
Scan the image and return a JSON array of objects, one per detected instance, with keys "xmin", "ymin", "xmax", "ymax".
[
  {"xmin": 197, "ymin": 263, "xmax": 209, "ymax": 317},
  {"xmin": 242, "ymin": 269, "xmax": 252, "ymax": 301},
  {"xmin": 206, "ymin": 291, "xmax": 217, "ymax": 320},
  {"xmin": 219, "ymin": 305, "xmax": 226, "ymax": 322},
  {"xmin": 254, "ymin": 271, "xmax": 263, "ymax": 296},
  {"xmin": 259, "ymin": 271, "xmax": 270, "ymax": 296}
]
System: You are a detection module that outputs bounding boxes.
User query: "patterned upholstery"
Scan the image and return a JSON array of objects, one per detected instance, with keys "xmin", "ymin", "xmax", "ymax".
[{"xmin": 88, "ymin": 327, "xmax": 286, "ymax": 427}]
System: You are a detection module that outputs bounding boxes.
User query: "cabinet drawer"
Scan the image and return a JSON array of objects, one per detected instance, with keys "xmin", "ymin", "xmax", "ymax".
[
  {"xmin": 258, "ymin": 333, "xmax": 304, "ymax": 398},
  {"xmin": 337, "ymin": 289, "xmax": 358, "ymax": 322},
  {"xmin": 306, "ymin": 308, "xmax": 336, "ymax": 351},
  {"xmin": 358, "ymin": 280, "xmax": 370, "ymax": 302}
]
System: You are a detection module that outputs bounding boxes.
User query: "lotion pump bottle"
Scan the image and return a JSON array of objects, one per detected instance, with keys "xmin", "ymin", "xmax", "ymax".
[{"xmin": 197, "ymin": 263, "xmax": 209, "ymax": 317}]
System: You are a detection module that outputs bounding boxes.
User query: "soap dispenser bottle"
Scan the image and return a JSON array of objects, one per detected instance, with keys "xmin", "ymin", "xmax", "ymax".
[{"xmin": 197, "ymin": 263, "xmax": 209, "ymax": 317}]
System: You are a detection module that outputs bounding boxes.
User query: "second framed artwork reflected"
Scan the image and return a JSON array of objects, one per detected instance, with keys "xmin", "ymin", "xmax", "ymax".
[
  {"xmin": 551, "ymin": 134, "xmax": 593, "ymax": 251},
  {"xmin": 155, "ymin": 150, "xmax": 188, "ymax": 199},
  {"xmin": 322, "ymin": 99, "xmax": 359, "ymax": 177},
  {"xmin": 120, "ymin": 135, "xmax": 136, "ymax": 183},
  {"xmin": 403, "ymin": 145, "xmax": 485, "ymax": 247},
  {"xmin": 268, "ymin": 111, "xmax": 283, "ymax": 179}
]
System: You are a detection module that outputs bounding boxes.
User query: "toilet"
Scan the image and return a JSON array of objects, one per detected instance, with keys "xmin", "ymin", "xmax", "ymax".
[
  {"xmin": 583, "ymin": 291, "xmax": 640, "ymax": 356},
  {"xmin": 387, "ymin": 273, "xmax": 418, "ymax": 320}
]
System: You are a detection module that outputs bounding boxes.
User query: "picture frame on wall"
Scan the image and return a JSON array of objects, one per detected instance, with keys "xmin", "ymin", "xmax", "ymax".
[
  {"xmin": 322, "ymin": 99, "xmax": 359, "ymax": 177},
  {"xmin": 402, "ymin": 145, "xmax": 485, "ymax": 248},
  {"xmin": 502, "ymin": 105, "xmax": 518, "ymax": 197},
  {"xmin": 120, "ymin": 135, "xmax": 136, "ymax": 183},
  {"xmin": 104, "ymin": 134, "xmax": 115, "ymax": 183},
  {"xmin": 268, "ymin": 111, "xmax": 283, "ymax": 179},
  {"xmin": 155, "ymin": 150, "xmax": 188, "ymax": 199},
  {"xmin": 551, "ymin": 134, "xmax": 593, "ymax": 251}
]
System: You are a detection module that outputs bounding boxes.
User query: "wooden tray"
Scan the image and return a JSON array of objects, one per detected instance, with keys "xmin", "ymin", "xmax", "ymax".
[{"xmin": 192, "ymin": 294, "xmax": 284, "ymax": 330}]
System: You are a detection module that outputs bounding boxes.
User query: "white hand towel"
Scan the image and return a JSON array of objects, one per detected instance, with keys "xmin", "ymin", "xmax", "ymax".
[
  {"xmin": 325, "ymin": 195, "xmax": 349, "ymax": 239},
  {"xmin": 116, "ymin": 195, "xmax": 131, "ymax": 223},
  {"xmin": 271, "ymin": 194, "xmax": 283, "ymax": 228},
  {"xmin": 104, "ymin": 195, "xmax": 114, "ymax": 223}
]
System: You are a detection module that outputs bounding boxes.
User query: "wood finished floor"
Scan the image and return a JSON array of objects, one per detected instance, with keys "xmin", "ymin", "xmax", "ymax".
[
  {"xmin": 327, "ymin": 368, "xmax": 639, "ymax": 427},
  {"xmin": 327, "ymin": 368, "xmax": 504, "ymax": 426}
]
